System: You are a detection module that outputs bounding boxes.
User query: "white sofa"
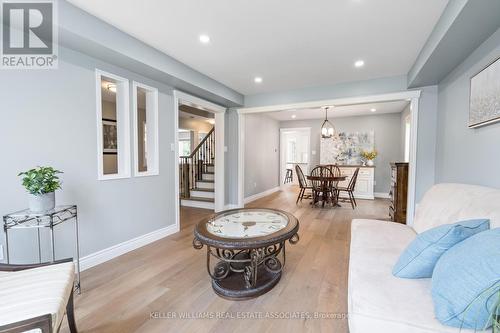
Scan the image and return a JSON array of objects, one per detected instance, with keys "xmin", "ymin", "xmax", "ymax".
[{"xmin": 348, "ymin": 183, "xmax": 500, "ymax": 333}]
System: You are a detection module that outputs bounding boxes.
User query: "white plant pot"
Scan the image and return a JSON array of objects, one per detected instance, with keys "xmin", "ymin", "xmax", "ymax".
[
  {"xmin": 29, "ymin": 192, "xmax": 55, "ymax": 213},
  {"xmin": 366, "ymin": 160, "xmax": 374, "ymax": 166}
]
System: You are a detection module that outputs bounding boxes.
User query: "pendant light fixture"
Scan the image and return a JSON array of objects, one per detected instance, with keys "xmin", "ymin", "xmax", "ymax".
[{"xmin": 321, "ymin": 106, "xmax": 336, "ymax": 139}]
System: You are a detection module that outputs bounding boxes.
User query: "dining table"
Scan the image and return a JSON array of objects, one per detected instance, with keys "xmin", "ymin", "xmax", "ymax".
[{"xmin": 306, "ymin": 174, "xmax": 347, "ymax": 208}]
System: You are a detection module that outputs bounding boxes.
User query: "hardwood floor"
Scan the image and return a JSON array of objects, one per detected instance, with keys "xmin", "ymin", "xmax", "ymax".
[{"xmin": 61, "ymin": 186, "xmax": 390, "ymax": 333}]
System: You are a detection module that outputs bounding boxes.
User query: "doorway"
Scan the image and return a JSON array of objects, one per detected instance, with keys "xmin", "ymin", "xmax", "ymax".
[
  {"xmin": 237, "ymin": 90, "xmax": 421, "ymax": 225},
  {"xmin": 173, "ymin": 91, "xmax": 225, "ymax": 231},
  {"xmin": 280, "ymin": 128, "xmax": 311, "ymax": 187}
]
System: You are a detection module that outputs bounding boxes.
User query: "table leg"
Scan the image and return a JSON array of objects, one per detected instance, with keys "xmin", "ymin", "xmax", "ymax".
[
  {"xmin": 5, "ymin": 229, "xmax": 10, "ymax": 264},
  {"xmin": 37, "ymin": 228, "xmax": 42, "ymax": 263},
  {"xmin": 50, "ymin": 221, "xmax": 55, "ymax": 262},
  {"xmin": 75, "ymin": 214, "xmax": 81, "ymax": 294},
  {"xmin": 322, "ymin": 183, "xmax": 327, "ymax": 207}
]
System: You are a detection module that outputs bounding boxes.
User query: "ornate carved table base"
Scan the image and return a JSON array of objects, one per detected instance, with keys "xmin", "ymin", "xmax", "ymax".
[
  {"xmin": 193, "ymin": 208, "xmax": 300, "ymax": 300},
  {"xmin": 194, "ymin": 235, "xmax": 299, "ymax": 300}
]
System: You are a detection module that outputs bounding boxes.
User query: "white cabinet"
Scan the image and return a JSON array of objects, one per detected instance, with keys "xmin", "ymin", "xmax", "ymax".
[{"xmin": 337, "ymin": 166, "xmax": 374, "ymax": 200}]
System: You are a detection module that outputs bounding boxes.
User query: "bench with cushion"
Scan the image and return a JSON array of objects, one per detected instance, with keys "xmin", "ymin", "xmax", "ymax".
[{"xmin": 0, "ymin": 259, "xmax": 77, "ymax": 333}]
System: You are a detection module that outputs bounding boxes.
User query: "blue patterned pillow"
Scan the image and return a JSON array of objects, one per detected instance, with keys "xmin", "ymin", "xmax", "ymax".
[
  {"xmin": 432, "ymin": 228, "xmax": 500, "ymax": 329},
  {"xmin": 393, "ymin": 219, "xmax": 489, "ymax": 278}
]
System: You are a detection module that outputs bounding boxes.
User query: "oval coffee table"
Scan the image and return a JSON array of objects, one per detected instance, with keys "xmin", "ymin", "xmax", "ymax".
[{"xmin": 193, "ymin": 208, "xmax": 299, "ymax": 300}]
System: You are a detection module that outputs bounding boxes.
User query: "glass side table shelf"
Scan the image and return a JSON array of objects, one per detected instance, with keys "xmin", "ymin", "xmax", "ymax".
[{"xmin": 3, "ymin": 205, "xmax": 81, "ymax": 293}]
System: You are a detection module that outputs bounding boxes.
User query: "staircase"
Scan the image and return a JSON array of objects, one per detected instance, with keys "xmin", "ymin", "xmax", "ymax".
[{"xmin": 179, "ymin": 127, "xmax": 215, "ymax": 210}]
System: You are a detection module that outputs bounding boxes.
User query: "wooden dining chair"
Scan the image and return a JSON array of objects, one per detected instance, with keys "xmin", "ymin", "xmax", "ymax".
[
  {"xmin": 310, "ymin": 166, "xmax": 335, "ymax": 206},
  {"xmin": 337, "ymin": 167, "xmax": 360, "ymax": 209},
  {"xmin": 295, "ymin": 165, "xmax": 313, "ymax": 204}
]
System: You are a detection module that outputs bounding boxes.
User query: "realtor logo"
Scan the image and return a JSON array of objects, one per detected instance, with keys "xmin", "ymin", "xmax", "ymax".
[{"xmin": 1, "ymin": 0, "xmax": 58, "ymax": 69}]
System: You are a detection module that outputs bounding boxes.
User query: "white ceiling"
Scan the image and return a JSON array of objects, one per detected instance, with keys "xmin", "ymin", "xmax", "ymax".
[
  {"xmin": 68, "ymin": 0, "xmax": 449, "ymax": 95},
  {"xmin": 266, "ymin": 100, "xmax": 409, "ymax": 121}
]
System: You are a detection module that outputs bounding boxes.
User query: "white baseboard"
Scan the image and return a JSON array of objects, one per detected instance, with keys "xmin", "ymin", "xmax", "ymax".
[
  {"xmin": 374, "ymin": 192, "xmax": 390, "ymax": 199},
  {"xmin": 244, "ymin": 187, "xmax": 281, "ymax": 204},
  {"xmin": 80, "ymin": 224, "xmax": 179, "ymax": 271}
]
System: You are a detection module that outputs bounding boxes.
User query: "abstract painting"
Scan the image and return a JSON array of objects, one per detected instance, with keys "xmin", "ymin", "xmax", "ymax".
[
  {"xmin": 469, "ymin": 56, "xmax": 500, "ymax": 128},
  {"xmin": 320, "ymin": 131, "xmax": 374, "ymax": 165}
]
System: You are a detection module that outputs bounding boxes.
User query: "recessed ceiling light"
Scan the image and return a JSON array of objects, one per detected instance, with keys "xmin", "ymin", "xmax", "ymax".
[
  {"xmin": 354, "ymin": 60, "xmax": 365, "ymax": 68},
  {"xmin": 199, "ymin": 34, "xmax": 210, "ymax": 44},
  {"xmin": 291, "ymin": 115, "xmax": 296, "ymax": 119},
  {"xmin": 254, "ymin": 77, "xmax": 263, "ymax": 84},
  {"xmin": 370, "ymin": 108, "xmax": 377, "ymax": 112}
]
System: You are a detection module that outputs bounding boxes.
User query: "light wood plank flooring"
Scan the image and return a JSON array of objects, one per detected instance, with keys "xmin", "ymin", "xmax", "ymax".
[{"xmin": 61, "ymin": 186, "xmax": 390, "ymax": 333}]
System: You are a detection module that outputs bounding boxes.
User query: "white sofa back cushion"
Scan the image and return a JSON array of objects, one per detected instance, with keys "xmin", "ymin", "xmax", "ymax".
[{"xmin": 413, "ymin": 183, "xmax": 500, "ymax": 234}]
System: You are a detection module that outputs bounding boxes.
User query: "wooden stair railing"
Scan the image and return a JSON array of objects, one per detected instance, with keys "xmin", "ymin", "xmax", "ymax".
[{"xmin": 179, "ymin": 127, "xmax": 215, "ymax": 199}]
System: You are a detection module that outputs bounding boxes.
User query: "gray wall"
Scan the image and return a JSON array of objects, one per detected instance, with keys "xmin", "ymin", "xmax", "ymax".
[
  {"xmin": 435, "ymin": 27, "xmax": 500, "ymax": 188},
  {"xmin": 0, "ymin": 46, "xmax": 178, "ymax": 263},
  {"xmin": 280, "ymin": 113, "xmax": 404, "ymax": 194},
  {"xmin": 244, "ymin": 114, "xmax": 280, "ymax": 198}
]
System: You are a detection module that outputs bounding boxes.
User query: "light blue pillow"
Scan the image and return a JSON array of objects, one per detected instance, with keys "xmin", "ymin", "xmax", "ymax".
[
  {"xmin": 393, "ymin": 219, "xmax": 489, "ymax": 278},
  {"xmin": 432, "ymin": 228, "xmax": 500, "ymax": 329}
]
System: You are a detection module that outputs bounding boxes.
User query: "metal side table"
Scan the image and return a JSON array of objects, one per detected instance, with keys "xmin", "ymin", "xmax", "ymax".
[{"xmin": 3, "ymin": 205, "xmax": 81, "ymax": 293}]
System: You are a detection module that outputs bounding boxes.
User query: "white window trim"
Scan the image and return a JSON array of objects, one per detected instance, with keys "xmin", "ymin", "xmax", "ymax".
[
  {"xmin": 132, "ymin": 81, "xmax": 159, "ymax": 177},
  {"xmin": 95, "ymin": 69, "xmax": 131, "ymax": 181}
]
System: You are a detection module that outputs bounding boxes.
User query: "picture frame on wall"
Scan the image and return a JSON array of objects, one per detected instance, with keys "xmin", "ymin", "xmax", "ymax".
[
  {"xmin": 469, "ymin": 55, "xmax": 500, "ymax": 128},
  {"xmin": 102, "ymin": 119, "xmax": 118, "ymax": 154}
]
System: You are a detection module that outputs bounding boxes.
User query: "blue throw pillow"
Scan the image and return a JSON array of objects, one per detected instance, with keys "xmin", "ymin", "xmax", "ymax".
[
  {"xmin": 432, "ymin": 228, "xmax": 500, "ymax": 329},
  {"xmin": 392, "ymin": 219, "xmax": 489, "ymax": 278}
]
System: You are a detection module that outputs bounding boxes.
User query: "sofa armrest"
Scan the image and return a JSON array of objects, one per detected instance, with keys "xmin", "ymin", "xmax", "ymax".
[
  {"xmin": 0, "ymin": 313, "xmax": 52, "ymax": 333},
  {"xmin": 0, "ymin": 258, "xmax": 73, "ymax": 272}
]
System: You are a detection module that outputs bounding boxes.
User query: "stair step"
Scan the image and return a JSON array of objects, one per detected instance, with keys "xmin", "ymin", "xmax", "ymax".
[
  {"xmin": 204, "ymin": 171, "xmax": 214, "ymax": 175},
  {"xmin": 181, "ymin": 198, "xmax": 214, "ymax": 210},
  {"xmin": 202, "ymin": 173, "xmax": 214, "ymax": 181},
  {"xmin": 190, "ymin": 189, "xmax": 215, "ymax": 199},
  {"xmin": 197, "ymin": 179, "xmax": 214, "ymax": 183},
  {"xmin": 196, "ymin": 180, "xmax": 214, "ymax": 190},
  {"xmin": 187, "ymin": 196, "xmax": 214, "ymax": 202},
  {"xmin": 193, "ymin": 188, "xmax": 214, "ymax": 192}
]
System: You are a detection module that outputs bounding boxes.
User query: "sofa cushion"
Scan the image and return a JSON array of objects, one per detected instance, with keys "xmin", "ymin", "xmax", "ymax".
[
  {"xmin": 458, "ymin": 190, "xmax": 500, "ymax": 229},
  {"xmin": 392, "ymin": 219, "xmax": 489, "ymax": 278},
  {"xmin": 348, "ymin": 219, "xmax": 488, "ymax": 333},
  {"xmin": 0, "ymin": 262, "xmax": 74, "ymax": 330},
  {"xmin": 413, "ymin": 184, "xmax": 497, "ymax": 234},
  {"xmin": 432, "ymin": 228, "xmax": 500, "ymax": 329}
]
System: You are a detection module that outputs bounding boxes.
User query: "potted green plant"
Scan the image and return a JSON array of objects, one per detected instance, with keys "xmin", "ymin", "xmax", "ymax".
[
  {"xmin": 361, "ymin": 150, "xmax": 378, "ymax": 166},
  {"xmin": 19, "ymin": 166, "xmax": 63, "ymax": 212}
]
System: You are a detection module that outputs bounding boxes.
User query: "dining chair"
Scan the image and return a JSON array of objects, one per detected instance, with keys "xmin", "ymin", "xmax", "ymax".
[
  {"xmin": 310, "ymin": 166, "xmax": 335, "ymax": 206},
  {"xmin": 329, "ymin": 164, "xmax": 342, "ymax": 194},
  {"xmin": 295, "ymin": 165, "xmax": 313, "ymax": 204},
  {"xmin": 337, "ymin": 167, "xmax": 360, "ymax": 209}
]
